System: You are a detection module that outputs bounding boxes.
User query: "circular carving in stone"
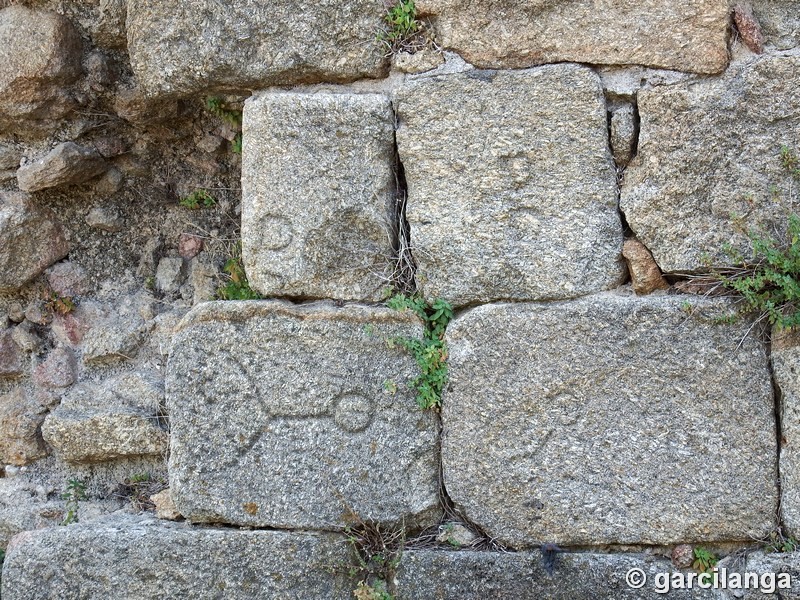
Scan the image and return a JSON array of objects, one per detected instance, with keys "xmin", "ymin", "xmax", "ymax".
[{"xmin": 333, "ymin": 393, "xmax": 374, "ymax": 433}]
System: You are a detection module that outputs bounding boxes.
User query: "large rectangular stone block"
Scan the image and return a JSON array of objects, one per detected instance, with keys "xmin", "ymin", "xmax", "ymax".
[
  {"xmin": 242, "ymin": 92, "xmax": 396, "ymax": 301},
  {"xmin": 620, "ymin": 54, "xmax": 800, "ymax": 273},
  {"xmin": 416, "ymin": 0, "xmax": 729, "ymax": 74},
  {"xmin": 127, "ymin": 0, "xmax": 388, "ymax": 97},
  {"xmin": 166, "ymin": 301, "xmax": 440, "ymax": 531},
  {"xmin": 442, "ymin": 294, "xmax": 777, "ymax": 548},
  {"xmin": 1, "ymin": 515, "xmax": 355, "ymax": 599},
  {"xmin": 394, "ymin": 66, "xmax": 624, "ymax": 306},
  {"xmin": 771, "ymin": 330, "xmax": 800, "ymax": 536}
]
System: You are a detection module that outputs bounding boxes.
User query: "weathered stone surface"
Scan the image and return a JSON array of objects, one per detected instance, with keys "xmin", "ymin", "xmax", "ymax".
[
  {"xmin": 167, "ymin": 301, "xmax": 440, "ymax": 530},
  {"xmin": 610, "ymin": 104, "xmax": 637, "ymax": 168},
  {"xmin": 0, "ymin": 477, "xmax": 63, "ymax": 548},
  {"xmin": 772, "ymin": 329, "xmax": 800, "ymax": 535},
  {"xmin": 714, "ymin": 551, "xmax": 800, "ymax": 599},
  {"xmin": 94, "ymin": 0, "xmax": 127, "ymax": 48},
  {"xmin": 178, "ymin": 233, "xmax": 203, "ymax": 260},
  {"xmin": 753, "ymin": 0, "xmax": 800, "ymax": 50},
  {"xmin": 17, "ymin": 143, "xmax": 108, "ymax": 193},
  {"xmin": 2, "ymin": 515, "xmax": 355, "ymax": 599},
  {"xmin": 395, "ymin": 67, "xmax": 623, "ymax": 305},
  {"xmin": 622, "ymin": 238, "xmax": 669, "ymax": 295},
  {"xmin": 150, "ymin": 489, "xmax": 181, "ymax": 521},
  {"xmin": 155, "ymin": 257, "xmax": 185, "ymax": 294},
  {"xmin": 620, "ymin": 54, "xmax": 800, "ymax": 273},
  {"xmin": 0, "ymin": 387, "xmax": 49, "ymax": 466},
  {"xmin": 80, "ymin": 300, "xmax": 151, "ymax": 364},
  {"xmin": 442, "ymin": 294, "xmax": 776, "ymax": 547},
  {"xmin": 0, "ymin": 328, "xmax": 23, "ymax": 378},
  {"xmin": 41, "ymin": 371, "xmax": 167, "ymax": 463},
  {"xmin": 45, "ymin": 261, "xmax": 88, "ymax": 298},
  {"xmin": 0, "ymin": 192, "xmax": 70, "ymax": 293},
  {"xmin": 242, "ymin": 93, "xmax": 395, "ymax": 301},
  {"xmin": 126, "ymin": 0, "xmax": 388, "ymax": 98},
  {"xmin": 85, "ymin": 205, "xmax": 124, "ymax": 232},
  {"xmin": 396, "ymin": 549, "xmax": 713, "ymax": 599},
  {"xmin": 734, "ymin": 3, "xmax": 765, "ymax": 54},
  {"xmin": 415, "ymin": 0, "xmax": 729, "ymax": 74},
  {"xmin": 0, "ymin": 6, "xmax": 82, "ymax": 133},
  {"xmin": 32, "ymin": 347, "xmax": 77, "ymax": 390}
]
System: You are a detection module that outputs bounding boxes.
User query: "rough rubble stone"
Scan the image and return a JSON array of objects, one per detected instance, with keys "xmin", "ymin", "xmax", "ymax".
[
  {"xmin": 395, "ymin": 67, "xmax": 623, "ymax": 305},
  {"xmin": 0, "ymin": 6, "xmax": 82, "ymax": 133},
  {"xmin": 17, "ymin": 142, "xmax": 108, "ymax": 193},
  {"xmin": 622, "ymin": 238, "xmax": 669, "ymax": 295},
  {"xmin": 415, "ymin": 0, "xmax": 729, "ymax": 74},
  {"xmin": 771, "ymin": 329, "xmax": 800, "ymax": 535},
  {"xmin": 242, "ymin": 92, "xmax": 396, "ymax": 301},
  {"xmin": 734, "ymin": 3, "xmax": 765, "ymax": 54},
  {"xmin": 41, "ymin": 371, "xmax": 167, "ymax": 463},
  {"xmin": 154, "ymin": 257, "xmax": 185, "ymax": 294},
  {"xmin": 753, "ymin": 0, "xmax": 800, "ymax": 50},
  {"xmin": 178, "ymin": 233, "xmax": 203, "ymax": 259},
  {"xmin": 94, "ymin": 0, "xmax": 127, "ymax": 48},
  {"xmin": 442, "ymin": 293, "xmax": 777, "ymax": 547},
  {"xmin": 150, "ymin": 489, "xmax": 181, "ymax": 521},
  {"xmin": 1, "ymin": 515, "xmax": 355, "ymax": 599},
  {"xmin": 167, "ymin": 301, "xmax": 440, "ymax": 530},
  {"xmin": 0, "ymin": 477, "xmax": 63, "ymax": 548},
  {"xmin": 45, "ymin": 261, "xmax": 88, "ymax": 298},
  {"xmin": 32, "ymin": 347, "xmax": 77, "ymax": 390},
  {"xmin": 85, "ymin": 205, "xmax": 124, "ymax": 232},
  {"xmin": 0, "ymin": 387, "xmax": 49, "ymax": 466},
  {"xmin": 0, "ymin": 192, "xmax": 70, "ymax": 293},
  {"xmin": 0, "ymin": 328, "xmax": 23, "ymax": 378},
  {"xmin": 620, "ymin": 54, "xmax": 800, "ymax": 273},
  {"xmin": 80, "ymin": 300, "xmax": 150, "ymax": 364},
  {"xmin": 396, "ymin": 549, "xmax": 714, "ymax": 599},
  {"xmin": 126, "ymin": 0, "xmax": 388, "ymax": 98}
]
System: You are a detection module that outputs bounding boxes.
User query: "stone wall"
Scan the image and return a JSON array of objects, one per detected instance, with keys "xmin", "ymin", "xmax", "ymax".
[{"xmin": 1, "ymin": 0, "xmax": 800, "ymax": 598}]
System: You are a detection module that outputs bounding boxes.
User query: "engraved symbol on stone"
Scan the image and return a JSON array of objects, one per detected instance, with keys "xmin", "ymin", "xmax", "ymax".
[
  {"xmin": 333, "ymin": 392, "xmax": 374, "ymax": 433},
  {"xmin": 258, "ymin": 214, "xmax": 294, "ymax": 251}
]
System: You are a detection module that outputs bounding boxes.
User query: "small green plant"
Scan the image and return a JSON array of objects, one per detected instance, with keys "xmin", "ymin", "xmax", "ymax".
[
  {"xmin": 344, "ymin": 516, "xmax": 402, "ymax": 600},
  {"xmin": 379, "ymin": 0, "xmax": 424, "ymax": 53},
  {"xmin": 709, "ymin": 147, "xmax": 800, "ymax": 330},
  {"xmin": 179, "ymin": 189, "xmax": 216, "ymax": 210},
  {"xmin": 386, "ymin": 294, "xmax": 452, "ymax": 410},
  {"xmin": 60, "ymin": 478, "xmax": 87, "ymax": 525},
  {"xmin": 46, "ymin": 292, "xmax": 75, "ymax": 315},
  {"xmin": 205, "ymin": 97, "xmax": 243, "ymax": 154},
  {"xmin": 217, "ymin": 243, "xmax": 262, "ymax": 300},
  {"xmin": 692, "ymin": 547, "xmax": 718, "ymax": 573},
  {"xmin": 765, "ymin": 530, "xmax": 799, "ymax": 553}
]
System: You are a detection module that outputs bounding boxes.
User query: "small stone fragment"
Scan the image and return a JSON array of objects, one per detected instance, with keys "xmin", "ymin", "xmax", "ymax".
[
  {"xmin": 93, "ymin": 168, "xmax": 124, "ymax": 197},
  {"xmin": 0, "ymin": 6, "xmax": 82, "ymax": 133},
  {"xmin": 41, "ymin": 371, "xmax": 167, "ymax": 463},
  {"xmin": 436, "ymin": 522, "xmax": 478, "ymax": 547},
  {"xmin": 92, "ymin": 136, "xmax": 128, "ymax": 159},
  {"xmin": 671, "ymin": 544, "xmax": 695, "ymax": 569},
  {"xmin": 32, "ymin": 347, "xmax": 76, "ymax": 390},
  {"xmin": 178, "ymin": 234, "xmax": 203, "ymax": 259},
  {"xmin": 196, "ymin": 134, "xmax": 224, "ymax": 154},
  {"xmin": 17, "ymin": 143, "xmax": 108, "ymax": 193},
  {"xmin": 85, "ymin": 206, "xmax": 124, "ymax": 232},
  {"xmin": 45, "ymin": 261, "xmax": 88, "ymax": 297},
  {"xmin": 94, "ymin": 0, "xmax": 127, "ymax": 48},
  {"xmin": 622, "ymin": 238, "xmax": 670, "ymax": 294},
  {"xmin": 150, "ymin": 489, "xmax": 181, "ymax": 521},
  {"xmin": 734, "ymin": 3, "xmax": 765, "ymax": 53},
  {"xmin": 0, "ymin": 329, "xmax": 23, "ymax": 378},
  {"xmin": 189, "ymin": 257, "xmax": 217, "ymax": 305},
  {"xmin": 0, "ymin": 387, "xmax": 49, "ymax": 466},
  {"xmin": 10, "ymin": 322, "xmax": 41, "ymax": 354},
  {"xmin": 155, "ymin": 257, "xmax": 185, "ymax": 294},
  {"xmin": 114, "ymin": 85, "xmax": 178, "ymax": 124},
  {"xmin": 392, "ymin": 49, "xmax": 445, "ymax": 73},
  {"xmin": 0, "ymin": 143, "xmax": 20, "ymax": 169},
  {"xmin": 610, "ymin": 104, "xmax": 637, "ymax": 168},
  {"xmin": 0, "ymin": 192, "xmax": 70, "ymax": 293}
]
